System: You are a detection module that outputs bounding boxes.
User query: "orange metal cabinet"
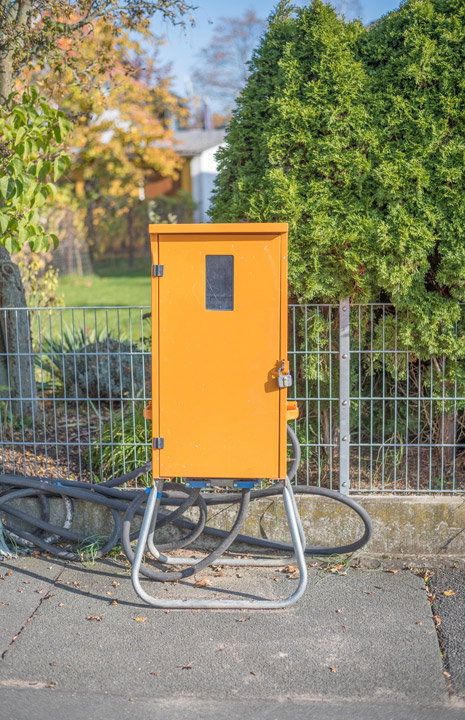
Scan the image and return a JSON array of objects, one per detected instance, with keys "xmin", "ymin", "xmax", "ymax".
[{"xmin": 149, "ymin": 223, "xmax": 289, "ymax": 481}]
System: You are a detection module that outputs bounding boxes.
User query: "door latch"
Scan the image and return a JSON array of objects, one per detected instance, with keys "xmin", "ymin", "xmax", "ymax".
[{"xmin": 278, "ymin": 360, "xmax": 293, "ymax": 388}]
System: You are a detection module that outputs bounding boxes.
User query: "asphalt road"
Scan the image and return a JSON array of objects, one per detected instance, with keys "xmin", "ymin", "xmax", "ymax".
[{"xmin": 431, "ymin": 566, "xmax": 465, "ymax": 700}]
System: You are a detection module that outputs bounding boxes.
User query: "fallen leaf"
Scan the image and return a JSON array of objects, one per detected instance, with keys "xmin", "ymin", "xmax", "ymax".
[
  {"xmin": 236, "ymin": 574, "xmax": 243, "ymax": 578},
  {"xmin": 128, "ymin": 698, "xmax": 134, "ymax": 702},
  {"xmin": 443, "ymin": 671, "xmax": 451, "ymax": 678},
  {"xmin": 177, "ymin": 664, "xmax": 192, "ymax": 670},
  {"xmin": 112, "ymin": 581, "xmax": 120, "ymax": 588},
  {"xmin": 336, "ymin": 609, "xmax": 342, "ymax": 614},
  {"xmin": 6, "ymin": 571, "xmax": 13, "ymax": 576},
  {"xmin": 36, "ymin": 588, "xmax": 43, "ymax": 594},
  {"xmin": 17, "ymin": 589, "xmax": 23, "ymax": 593},
  {"xmin": 415, "ymin": 622, "xmax": 423, "ymax": 626},
  {"xmin": 87, "ymin": 615, "xmax": 103, "ymax": 621},
  {"xmin": 110, "ymin": 600, "xmax": 118, "ymax": 606},
  {"xmin": 236, "ymin": 617, "xmax": 250, "ymax": 623},
  {"xmin": 443, "ymin": 590, "xmax": 456, "ymax": 597},
  {"xmin": 273, "ymin": 578, "xmax": 280, "ymax": 582},
  {"xmin": 150, "ymin": 672, "xmax": 158, "ymax": 676},
  {"xmin": 214, "ymin": 572, "xmax": 224, "ymax": 577},
  {"xmin": 215, "ymin": 648, "xmax": 224, "ymax": 653},
  {"xmin": 133, "ymin": 617, "xmax": 147, "ymax": 622},
  {"xmin": 23, "ymin": 580, "xmax": 30, "ymax": 584},
  {"xmin": 106, "ymin": 591, "xmax": 112, "ymax": 596},
  {"xmin": 250, "ymin": 671, "xmax": 256, "ymax": 676},
  {"xmin": 385, "ymin": 569, "xmax": 398, "ymax": 574},
  {"xmin": 283, "ymin": 565, "xmax": 298, "ymax": 574},
  {"xmin": 49, "ymin": 662, "xmax": 57, "ymax": 667},
  {"xmin": 433, "ymin": 615, "xmax": 442, "ymax": 627},
  {"xmin": 329, "ymin": 666, "xmax": 337, "ymax": 673},
  {"xmin": 415, "ymin": 568, "xmax": 433, "ymax": 582},
  {"xmin": 46, "ymin": 681, "xmax": 57, "ymax": 688},
  {"xmin": 365, "ymin": 591, "xmax": 371, "ymax": 595},
  {"xmin": 58, "ymin": 603, "xmax": 64, "ymax": 607},
  {"xmin": 194, "ymin": 578, "xmax": 211, "ymax": 588}
]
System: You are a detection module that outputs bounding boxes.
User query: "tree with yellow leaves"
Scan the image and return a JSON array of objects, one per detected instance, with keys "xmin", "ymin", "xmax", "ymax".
[{"xmin": 33, "ymin": 20, "xmax": 186, "ymax": 265}]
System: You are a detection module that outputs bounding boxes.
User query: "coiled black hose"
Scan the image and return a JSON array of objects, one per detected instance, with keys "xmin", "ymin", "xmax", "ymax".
[{"xmin": 0, "ymin": 426, "xmax": 372, "ymax": 567}]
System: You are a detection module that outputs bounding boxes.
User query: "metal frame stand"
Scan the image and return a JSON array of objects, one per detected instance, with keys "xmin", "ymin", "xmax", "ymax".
[{"xmin": 131, "ymin": 478, "xmax": 308, "ymax": 609}]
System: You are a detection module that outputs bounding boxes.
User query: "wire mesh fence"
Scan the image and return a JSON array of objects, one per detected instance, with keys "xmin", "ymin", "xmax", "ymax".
[
  {"xmin": 0, "ymin": 303, "xmax": 464, "ymax": 494},
  {"xmin": 0, "ymin": 306, "xmax": 152, "ymax": 486}
]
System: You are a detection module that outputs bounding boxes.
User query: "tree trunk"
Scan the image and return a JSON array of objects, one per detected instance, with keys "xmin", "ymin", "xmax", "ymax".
[
  {"xmin": 439, "ymin": 410, "xmax": 455, "ymax": 469},
  {"xmin": 0, "ymin": 245, "xmax": 39, "ymax": 418},
  {"xmin": 321, "ymin": 404, "xmax": 333, "ymax": 464},
  {"xmin": 0, "ymin": 52, "xmax": 13, "ymax": 106},
  {"xmin": 84, "ymin": 191, "xmax": 97, "ymax": 264},
  {"xmin": 127, "ymin": 206, "xmax": 135, "ymax": 270}
]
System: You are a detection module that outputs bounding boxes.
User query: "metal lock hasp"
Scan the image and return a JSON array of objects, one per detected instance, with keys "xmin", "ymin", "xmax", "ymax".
[{"xmin": 278, "ymin": 360, "xmax": 293, "ymax": 388}]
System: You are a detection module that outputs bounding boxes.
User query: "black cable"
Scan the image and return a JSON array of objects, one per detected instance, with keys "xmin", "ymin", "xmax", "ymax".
[
  {"xmin": 122, "ymin": 489, "xmax": 251, "ymax": 582},
  {"xmin": 0, "ymin": 425, "xmax": 372, "ymax": 564},
  {"xmin": 171, "ymin": 484, "xmax": 373, "ymax": 556}
]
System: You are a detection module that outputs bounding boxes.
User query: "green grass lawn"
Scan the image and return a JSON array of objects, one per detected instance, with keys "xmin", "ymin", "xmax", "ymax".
[
  {"xmin": 54, "ymin": 258, "xmax": 151, "ymax": 342},
  {"xmin": 58, "ymin": 258, "xmax": 151, "ymax": 308}
]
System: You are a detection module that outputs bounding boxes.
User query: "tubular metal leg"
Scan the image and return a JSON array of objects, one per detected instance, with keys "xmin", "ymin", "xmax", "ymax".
[
  {"xmin": 147, "ymin": 481, "xmax": 307, "ymax": 569},
  {"xmin": 131, "ymin": 479, "xmax": 308, "ymax": 609},
  {"xmin": 146, "ymin": 478, "xmax": 164, "ymax": 554}
]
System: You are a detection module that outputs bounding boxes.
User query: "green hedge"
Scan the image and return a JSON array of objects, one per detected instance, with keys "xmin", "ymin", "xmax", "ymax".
[{"xmin": 210, "ymin": 0, "xmax": 465, "ymax": 376}]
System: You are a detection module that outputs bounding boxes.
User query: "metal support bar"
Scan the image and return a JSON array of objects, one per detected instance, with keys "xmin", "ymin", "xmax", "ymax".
[
  {"xmin": 339, "ymin": 299, "xmax": 350, "ymax": 495},
  {"xmin": 130, "ymin": 479, "xmax": 308, "ymax": 609}
]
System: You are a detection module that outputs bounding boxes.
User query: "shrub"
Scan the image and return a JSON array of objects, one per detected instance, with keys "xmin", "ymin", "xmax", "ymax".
[
  {"xmin": 37, "ymin": 327, "xmax": 149, "ymax": 400},
  {"xmin": 63, "ymin": 338, "xmax": 148, "ymax": 400},
  {"xmin": 210, "ymin": 0, "xmax": 465, "ymax": 365}
]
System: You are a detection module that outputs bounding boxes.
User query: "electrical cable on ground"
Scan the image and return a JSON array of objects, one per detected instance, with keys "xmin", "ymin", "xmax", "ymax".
[{"xmin": 0, "ymin": 426, "xmax": 372, "ymax": 568}]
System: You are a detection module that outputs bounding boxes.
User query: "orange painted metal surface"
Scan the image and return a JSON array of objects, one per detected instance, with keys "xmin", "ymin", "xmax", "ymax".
[
  {"xmin": 150, "ymin": 223, "xmax": 289, "ymax": 480},
  {"xmin": 286, "ymin": 401, "xmax": 299, "ymax": 422}
]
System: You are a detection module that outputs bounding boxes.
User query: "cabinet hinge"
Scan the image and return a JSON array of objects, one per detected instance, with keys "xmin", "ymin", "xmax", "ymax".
[
  {"xmin": 152, "ymin": 265, "xmax": 164, "ymax": 277},
  {"xmin": 153, "ymin": 437, "xmax": 164, "ymax": 449}
]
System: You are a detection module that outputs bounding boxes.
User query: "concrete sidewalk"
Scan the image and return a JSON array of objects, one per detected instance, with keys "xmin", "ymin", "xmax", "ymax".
[{"xmin": 0, "ymin": 554, "xmax": 464, "ymax": 719}]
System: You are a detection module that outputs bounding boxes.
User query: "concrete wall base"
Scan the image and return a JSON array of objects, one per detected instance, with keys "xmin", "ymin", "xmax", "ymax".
[{"xmin": 6, "ymin": 493, "xmax": 465, "ymax": 558}]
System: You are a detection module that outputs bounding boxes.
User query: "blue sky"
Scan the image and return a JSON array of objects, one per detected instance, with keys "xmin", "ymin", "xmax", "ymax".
[{"xmin": 152, "ymin": 0, "xmax": 402, "ymax": 100}]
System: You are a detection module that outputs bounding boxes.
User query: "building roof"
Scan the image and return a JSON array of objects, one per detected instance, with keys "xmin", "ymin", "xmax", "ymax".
[{"xmin": 173, "ymin": 129, "xmax": 226, "ymax": 157}]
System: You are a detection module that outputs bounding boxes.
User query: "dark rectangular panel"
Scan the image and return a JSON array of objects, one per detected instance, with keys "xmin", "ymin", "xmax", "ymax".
[{"xmin": 205, "ymin": 255, "xmax": 234, "ymax": 311}]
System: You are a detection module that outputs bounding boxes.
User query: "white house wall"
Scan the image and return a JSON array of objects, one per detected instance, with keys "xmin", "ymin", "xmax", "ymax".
[{"xmin": 190, "ymin": 144, "xmax": 223, "ymax": 223}]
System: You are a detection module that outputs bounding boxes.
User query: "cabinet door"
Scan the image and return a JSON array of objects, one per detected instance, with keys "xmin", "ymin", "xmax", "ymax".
[{"xmin": 154, "ymin": 232, "xmax": 284, "ymax": 479}]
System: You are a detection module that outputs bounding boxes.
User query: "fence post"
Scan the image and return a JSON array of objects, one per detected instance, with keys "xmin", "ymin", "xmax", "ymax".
[{"xmin": 339, "ymin": 299, "xmax": 350, "ymax": 495}]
